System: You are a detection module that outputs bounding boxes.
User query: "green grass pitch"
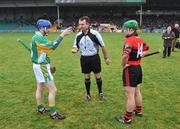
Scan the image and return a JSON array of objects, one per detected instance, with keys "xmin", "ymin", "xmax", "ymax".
[{"xmin": 0, "ymin": 32, "xmax": 179, "ymax": 129}]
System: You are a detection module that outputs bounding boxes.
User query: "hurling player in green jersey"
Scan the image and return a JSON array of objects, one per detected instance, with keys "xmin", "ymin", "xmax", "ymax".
[{"xmin": 31, "ymin": 19, "xmax": 72, "ymax": 120}]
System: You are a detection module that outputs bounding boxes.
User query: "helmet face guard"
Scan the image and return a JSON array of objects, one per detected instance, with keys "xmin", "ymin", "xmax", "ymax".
[
  {"xmin": 36, "ymin": 19, "xmax": 52, "ymax": 30},
  {"xmin": 122, "ymin": 20, "xmax": 138, "ymax": 31}
]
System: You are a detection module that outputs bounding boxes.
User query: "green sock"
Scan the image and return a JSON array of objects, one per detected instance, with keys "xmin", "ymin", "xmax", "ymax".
[
  {"xmin": 49, "ymin": 106, "xmax": 56, "ymax": 114},
  {"xmin": 37, "ymin": 104, "xmax": 44, "ymax": 110}
]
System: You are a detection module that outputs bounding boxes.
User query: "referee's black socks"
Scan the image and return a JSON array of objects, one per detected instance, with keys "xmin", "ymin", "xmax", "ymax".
[
  {"xmin": 85, "ymin": 78, "xmax": 91, "ymax": 95},
  {"xmin": 96, "ymin": 78, "xmax": 102, "ymax": 94}
]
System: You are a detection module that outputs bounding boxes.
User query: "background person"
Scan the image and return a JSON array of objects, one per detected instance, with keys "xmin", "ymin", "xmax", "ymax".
[
  {"xmin": 172, "ymin": 23, "xmax": 179, "ymax": 51},
  {"xmin": 162, "ymin": 26, "xmax": 175, "ymax": 58}
]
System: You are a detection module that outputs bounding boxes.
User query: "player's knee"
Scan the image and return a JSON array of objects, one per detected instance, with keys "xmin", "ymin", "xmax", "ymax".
[
  {"xmin": 49, "ymin": 86, "xmax": 57, "ymax": 94},
  {"xmin": 125, "ymin": 89, "xmax": 134, "ymax": 98},
  {"xmin": 54, "ymin": 88, "xmax": 57, "ymax": 94},
  {"xmin": 135, "ymin": 89, "xmax": 141, "ymax": 95}
]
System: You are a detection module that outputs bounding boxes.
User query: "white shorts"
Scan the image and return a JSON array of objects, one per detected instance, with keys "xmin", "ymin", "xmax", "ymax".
[{"xmin": 33, "ymin": 63, "xmax": 54, "ymax": 83}]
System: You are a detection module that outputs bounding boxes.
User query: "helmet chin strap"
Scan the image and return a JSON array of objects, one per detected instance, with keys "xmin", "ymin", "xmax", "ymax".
[
  {"xmin": 39, "ymin": 27, "xmax": 49, "ymax": 36},
  {"xmin": 43, "ymin": 27, "xmax": 48, "ymax": 36},
  {"xmin": 125, "ymin": 29, "xmax": 136, "ymax": 37},
  {"xmin": 127, "ymin": 29, "xmax": 135, "ymax": 35},
  {"xmin": 41, "ymin": 27, "xmax": 48, "ymax": 36}
]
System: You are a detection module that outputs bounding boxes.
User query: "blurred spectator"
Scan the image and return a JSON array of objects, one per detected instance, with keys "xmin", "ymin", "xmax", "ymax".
[
  {"xmin": 162, "ymin": 26, "xmax": 175, "ymax": 58},
  {"xmin": 172, "ymin": 23, "xmax": 180, "ymax": 51}
]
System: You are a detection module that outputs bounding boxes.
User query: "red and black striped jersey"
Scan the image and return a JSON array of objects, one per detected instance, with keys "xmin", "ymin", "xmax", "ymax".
[{"xmin": 123, "ymin": 35, "xmax": 149, "ymax": 65}]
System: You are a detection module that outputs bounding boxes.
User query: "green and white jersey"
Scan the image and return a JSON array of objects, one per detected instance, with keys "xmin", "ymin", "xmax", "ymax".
[{"xmin": 30, "ymin": 32, "xmax": 63, "ymax": 64}]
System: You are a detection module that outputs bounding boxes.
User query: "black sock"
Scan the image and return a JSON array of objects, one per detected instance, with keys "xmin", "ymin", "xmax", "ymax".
[
  {"xmin": 85, "ymin": 78, "xmax": 91, "ymax": 95},
  {"xmin": 96, "ymin": 78, "xmax": 102, "ymax": 94}
]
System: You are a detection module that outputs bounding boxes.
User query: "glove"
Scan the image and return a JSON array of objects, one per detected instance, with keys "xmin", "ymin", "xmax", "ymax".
[{"xmin": 50, "ymin": 66, "xmax": 56, "ymax": 74}]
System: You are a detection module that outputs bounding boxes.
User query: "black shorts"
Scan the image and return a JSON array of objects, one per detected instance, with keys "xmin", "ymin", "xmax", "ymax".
[
  {"xmin": 122, "ymin": 65, "xmax": 142, "ymax": 87},
  {"xmin": 80, "ymin": 54, "xmax": 101, "ymax": 74}
]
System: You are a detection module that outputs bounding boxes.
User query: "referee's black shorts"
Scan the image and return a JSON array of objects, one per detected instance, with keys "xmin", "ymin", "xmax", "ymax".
[
  {"xmin": 80, "ymin": 54, "xmax": 101, "ymax": 74},
  {"xmin": 122, "ymin": 65, "xmax": 142, "ymax": 87}
]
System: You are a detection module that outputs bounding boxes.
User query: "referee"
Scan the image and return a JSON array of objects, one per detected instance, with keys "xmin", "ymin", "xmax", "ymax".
[{"xmin": 72, "ymin": 16, "xmax": 110, "ymax": 101}]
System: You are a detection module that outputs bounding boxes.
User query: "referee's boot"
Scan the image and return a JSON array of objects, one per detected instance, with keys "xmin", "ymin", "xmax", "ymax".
[
  {"xmin": 99, "ymin": 93, "xmax": 104, "ymax": 101},
  {"xmin": 85, "ymin": 94, "xmax": 91, "ymax": 101}
]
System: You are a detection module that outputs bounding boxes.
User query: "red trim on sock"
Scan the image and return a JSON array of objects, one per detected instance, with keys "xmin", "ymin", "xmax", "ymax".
[
  {"xmin": 124, "ymin": 111, "xmax": 132, "ymax": 120},
  {"xmin": 136, "ymin": 106, "xmax": 142, "ymax": 113}
]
